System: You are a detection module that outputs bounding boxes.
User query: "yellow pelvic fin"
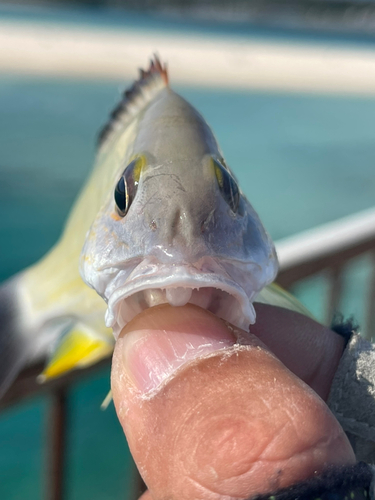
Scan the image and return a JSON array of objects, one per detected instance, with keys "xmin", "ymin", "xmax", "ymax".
[
  {"xmin": 255, "ymin": 282, "xmax": 315, "ymax": 320},
  {"xmin": 38, "ymin": 323, "xmax": 113, "ymax": 382}
]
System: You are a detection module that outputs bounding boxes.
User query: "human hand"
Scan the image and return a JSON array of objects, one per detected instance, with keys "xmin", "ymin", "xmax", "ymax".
[{"xmin": 111, "ymin": 303, "xmax": 355, "ymax": 500}]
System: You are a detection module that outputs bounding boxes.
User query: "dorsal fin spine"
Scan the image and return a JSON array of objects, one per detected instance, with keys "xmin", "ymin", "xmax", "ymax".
[{"xmin": 97, "ymin": 55, "xmax": 168, "ymax": 149}]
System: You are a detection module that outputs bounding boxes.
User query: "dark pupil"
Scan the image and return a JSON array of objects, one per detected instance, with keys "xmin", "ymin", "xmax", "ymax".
[
  {"xmin": 214, "ymin": 159, "xmax": 240, "ymax": 214},
  {"xmin": 114, "ymin": 159, "xmax": 140, "ymax": 217},
  {"xmin": 222, "ymin": 170, "xmax": 240, "ymax": 213},
  {"xmin": 114, "ymin": 176, "xmax": 127, "ymax": 215}
]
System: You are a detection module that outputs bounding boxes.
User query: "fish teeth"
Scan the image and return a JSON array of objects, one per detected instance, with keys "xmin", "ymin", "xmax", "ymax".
[
  {"xmin": 143, "ymin": 288, "xmax": 166, "ymax": 307},
  {"xmin": 165, "ymin": 287, "xmax": 193, "ymax": 307}
]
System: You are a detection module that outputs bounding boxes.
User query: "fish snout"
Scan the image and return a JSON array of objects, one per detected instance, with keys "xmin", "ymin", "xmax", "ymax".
[{"xmin": 147, "ymin": 206, "xmax": 205, "ymax": 262}]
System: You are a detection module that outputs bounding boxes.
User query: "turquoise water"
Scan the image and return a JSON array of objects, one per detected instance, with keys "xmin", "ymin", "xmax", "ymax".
[
  {"xmin": 2, "ymin": 4, "xmax": 375, "ymax": 500},
  {"xmin": 2, "ymin": 79, "xmax": 375, "ymax": 280},
  {"xmin": 0, "ymin": 369, "xmax": 137, "ymax": 500},
  {"xmin": 2, "ymin": 77, "xmax": 375, "ymax": 500}
]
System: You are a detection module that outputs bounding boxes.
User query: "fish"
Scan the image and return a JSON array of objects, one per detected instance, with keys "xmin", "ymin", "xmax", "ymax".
[{"xmin": 0, "ymin": 57, "xmax": 312, "ymax": 397}]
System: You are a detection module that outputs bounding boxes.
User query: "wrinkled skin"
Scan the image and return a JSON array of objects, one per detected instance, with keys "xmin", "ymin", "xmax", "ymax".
[{"xmin": 111, "ymin": 303, "xmax": 355, "ymax": 500}]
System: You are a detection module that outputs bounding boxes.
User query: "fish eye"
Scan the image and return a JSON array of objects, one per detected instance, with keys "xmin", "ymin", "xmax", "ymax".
[
  {"xmin": 213, "ymin": 158, "xmax": 241, "ymax": 214},
  {"xmin": 114, "ymin": 158, "xmax": 142, "ymax": 217}
]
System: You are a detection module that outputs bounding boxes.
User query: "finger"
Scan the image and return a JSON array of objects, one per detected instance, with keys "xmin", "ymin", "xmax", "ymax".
[
  {"xmin": 251, "ymin": 304, "xmax": 346, "ymax": 400},
  {"xmin": 112, "ymin": 304, "xmax": 355, "ymax": 500}
]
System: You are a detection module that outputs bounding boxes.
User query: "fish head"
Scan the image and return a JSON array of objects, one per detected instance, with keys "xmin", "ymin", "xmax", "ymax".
[{"xmin": 80, "ymin": 88, "xmax": 278, "ymax": 338}]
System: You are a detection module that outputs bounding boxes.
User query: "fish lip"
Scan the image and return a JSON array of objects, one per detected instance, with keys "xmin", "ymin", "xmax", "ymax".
[{"xmin": 104, "ymin": 258, "xmax": 264, "ymax": 338}]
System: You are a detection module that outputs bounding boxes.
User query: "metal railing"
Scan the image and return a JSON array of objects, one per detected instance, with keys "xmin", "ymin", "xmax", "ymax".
[
  {"xmin": 277, "ymin": 207, "xmax": 375, "ymax": 336},
  {"xmin": 2, "ymin": 207, "xmax": 375, "ymax": 499}
]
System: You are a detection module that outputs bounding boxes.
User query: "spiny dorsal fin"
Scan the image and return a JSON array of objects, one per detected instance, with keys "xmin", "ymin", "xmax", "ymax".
[{"xmin": 97, "ymin": 55, "xmax": 168, "ymax": 148}]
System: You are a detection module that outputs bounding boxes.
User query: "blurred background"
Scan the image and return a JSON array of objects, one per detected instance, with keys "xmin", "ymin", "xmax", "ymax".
[{"xmin": 2, "ymin": 0, "xmax": 375, "ymax": 498}]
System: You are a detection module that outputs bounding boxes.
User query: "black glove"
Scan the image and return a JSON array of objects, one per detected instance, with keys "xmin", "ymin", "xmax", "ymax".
[{"xmin": 251, "ymin": 462, "xmax": 374, "ymax": 500}]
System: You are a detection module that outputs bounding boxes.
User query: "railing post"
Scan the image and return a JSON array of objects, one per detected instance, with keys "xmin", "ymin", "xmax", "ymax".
[
  {"xmin": 47, "ymin": 387, "xmax": 67, "ymax": 500},
  {"xmin": 326, "ymin": 265, "xmax": 343, "ymax": 326}
]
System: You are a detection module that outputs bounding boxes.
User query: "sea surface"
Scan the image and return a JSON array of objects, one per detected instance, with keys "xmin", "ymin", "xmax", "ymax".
[{"xmin": 1, "ymin": 3, "xmax": 375, "ymax": 500}]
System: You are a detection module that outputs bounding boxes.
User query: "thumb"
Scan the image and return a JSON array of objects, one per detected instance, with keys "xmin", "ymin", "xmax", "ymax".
[{"xmin": 111, "ymin": 304, "xmax": 354, "ymax": 500}]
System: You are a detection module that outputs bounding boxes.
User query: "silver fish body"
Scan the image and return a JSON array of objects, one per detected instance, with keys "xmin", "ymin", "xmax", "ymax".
[{"xmin": 0, "ymin": 58, "xmax": 295, "ymax": 395}]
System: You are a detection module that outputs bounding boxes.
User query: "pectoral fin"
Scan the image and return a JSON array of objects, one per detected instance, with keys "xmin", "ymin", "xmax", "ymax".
[
  {"xmin": 38, "ymin": 323, "xmax": 113, "ymax": 382},
  {"xmin": 256, "ymin": 282, "xmax": 315, "ymax": 319}
]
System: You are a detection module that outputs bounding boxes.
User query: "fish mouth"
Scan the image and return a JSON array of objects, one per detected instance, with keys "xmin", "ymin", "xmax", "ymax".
[{"xmin": 104, "ymin": 257, "xmax": 264, "ymax": 339}]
